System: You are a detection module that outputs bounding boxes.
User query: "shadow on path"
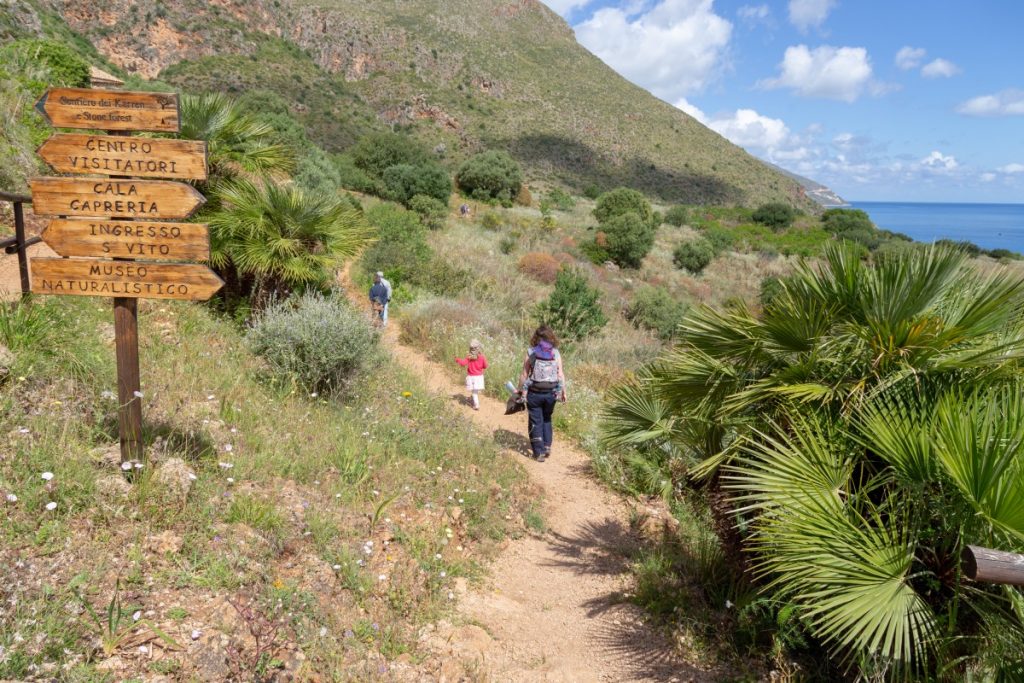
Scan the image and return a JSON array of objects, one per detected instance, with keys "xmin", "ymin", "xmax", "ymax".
[{"xmin": 493, "ymin": 428, "xmax": 533, "ymax": 458}]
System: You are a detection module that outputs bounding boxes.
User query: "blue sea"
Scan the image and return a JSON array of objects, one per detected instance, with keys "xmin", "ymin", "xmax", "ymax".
[{"xmin": 851, "ymin": 202, "xmax": 1024, "ymax": 253}]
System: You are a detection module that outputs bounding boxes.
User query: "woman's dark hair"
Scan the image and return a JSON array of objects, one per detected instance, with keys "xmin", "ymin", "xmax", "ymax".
[{"xmin": 530, "ymin": 325, "xmax": 559, "ymax": 348}]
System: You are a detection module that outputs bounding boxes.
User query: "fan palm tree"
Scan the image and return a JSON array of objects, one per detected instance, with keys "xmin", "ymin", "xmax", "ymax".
[
  {"xmin": 602, "ymin": 243, "xmax": 1024, "ymax": 678},
  {"xmin": 209, "ymin": 180, "xmax": 373, "ymax": 302},
  {"xmin": 179, "ymin": 92, "xmax": 295, "ymax": 184}
]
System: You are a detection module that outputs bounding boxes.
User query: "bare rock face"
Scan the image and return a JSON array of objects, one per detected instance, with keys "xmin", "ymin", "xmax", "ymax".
[{"xmin": 153, "ymin": 457, "xmax": 196, "ymax": 503}]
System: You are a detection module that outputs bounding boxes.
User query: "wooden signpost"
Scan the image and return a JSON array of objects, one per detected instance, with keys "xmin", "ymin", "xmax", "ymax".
[
  {"xmin": 38, "ymin": 134, "xmax": 208, "ymax": 180},
  {"xmin": 29, "ymin": 177, "xmax": 206, "ymax": 219},
  {"xmin": 35, "ymin": 87, "xmax": 180, "ymax": 132},
  {"xmin": 29, "ymin": 85, "xmax": 220, "ymax": 467},
  {"xmin": 41, "ymin": 219, "xmax": 210, "ymax": 261}
]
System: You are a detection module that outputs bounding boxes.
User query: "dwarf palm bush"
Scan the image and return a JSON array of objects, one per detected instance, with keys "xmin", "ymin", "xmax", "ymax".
[
  {"xmin": 210, "ymin": 180, "xmax": 373, "ymax": 301},
  {"xmin": 602, "ymin": 243, "xmax": 1024, "ymax": 678}
]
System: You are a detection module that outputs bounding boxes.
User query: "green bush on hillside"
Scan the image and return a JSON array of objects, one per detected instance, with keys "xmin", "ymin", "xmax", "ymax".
[
  {"xmin": 537, "ymin": 268, "xmax": 607, "ymax": 345},
  {"xmin": 247, "ymin": 291, "xmax": 380, "ymax": 394},
  {"xmin": 456, "ymin": 151, "xmax": 523, "ymax": 202},
  {"xmin": 751, "ymin": 202, "xmax": 797, "ymax": 231},
  {"xmin": 382, "ymin": 162, "xmax": 452, "ymax": 206},
  {"xmin": 546, "ymin": 188, "xmax": 576, "ymax": 211},
  {"xmin": 625, "ymin": 286, "xmax": 689, "ymax": 340},
  {"xmin": 332, "ymin": 154, "xmax": 383, "ymax": 195},
  {"xmin": 350, "ymin": 132, "xmax": 430, "ymax": 179},
  {"xmin": 359, "ymin": 204, "xmax": 432, "ymax": 289},
  {"xmin": 0, "ymin": 39, "xmax": 90, "ymax": 89},
  {"xmin": 593, "ymin": 187, "xmax": 654, "ymax": 225},
  {"xmin": 673, "ymin": 239, "xmax": 715, "ymax": 274},
  {"xmin": 664, "ymin": 206, "xmax": 689, "ymax": 227},
  {"xmin": 598, "ymin": 212, "xmax": 657, "ymax": 269},
  {"xmin": 702, "ymin": 226, "xmax": 734, "ymax": 254},
  {"xmin": 408, "ymin": 194, "xmax": 448, "ymax": 230}
]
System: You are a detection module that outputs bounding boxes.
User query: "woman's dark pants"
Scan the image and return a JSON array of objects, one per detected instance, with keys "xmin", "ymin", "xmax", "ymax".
[{"xmin": 527, "ymin": 391, "xmax": 556, "ymax": 456}]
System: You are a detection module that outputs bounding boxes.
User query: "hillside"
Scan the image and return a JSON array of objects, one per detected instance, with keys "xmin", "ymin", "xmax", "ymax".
[{"xmin": 8, "ymin": 0, "xmax": 817, "ymax": 209}]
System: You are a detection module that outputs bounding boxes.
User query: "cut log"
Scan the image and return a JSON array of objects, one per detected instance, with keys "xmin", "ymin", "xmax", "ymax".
[{"xmin": 962, "ymin": 545, "xmax": 1024, "ymax": 586}]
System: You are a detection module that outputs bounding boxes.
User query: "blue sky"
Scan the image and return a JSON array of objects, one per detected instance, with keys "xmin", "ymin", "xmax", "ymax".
[{"xmin": 539, "ymin": 0, "xmax": 1024, "ymax": 203}]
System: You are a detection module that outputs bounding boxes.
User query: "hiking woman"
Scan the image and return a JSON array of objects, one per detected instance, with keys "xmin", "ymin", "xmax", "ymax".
[{"xmin": 517, "ymin": 326, "xmax": 566, "ymax": 462}]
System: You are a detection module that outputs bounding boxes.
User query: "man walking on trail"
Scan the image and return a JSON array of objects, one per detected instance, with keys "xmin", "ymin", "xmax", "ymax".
[{"xmin": 369, "ymin": 271, "xmax": 392, "ymax": 327}]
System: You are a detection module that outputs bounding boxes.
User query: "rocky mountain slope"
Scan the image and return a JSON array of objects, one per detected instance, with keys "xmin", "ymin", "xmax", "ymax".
[{"xmin": 7, "ymin": 0, "xmax": 817, "ymax": 208}]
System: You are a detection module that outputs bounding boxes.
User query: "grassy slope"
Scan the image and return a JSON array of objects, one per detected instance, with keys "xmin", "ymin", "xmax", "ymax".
[
  {"xmin": 20, "ymin": 0, "xmax": 816, "ymax": 209},
  {"xmin": 0, "ymin": 295, "xmax": 530, "ymax": 680}
]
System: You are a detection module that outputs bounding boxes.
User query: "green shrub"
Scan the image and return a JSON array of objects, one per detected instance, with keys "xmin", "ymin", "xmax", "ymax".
[
  {"xmin": 480, "ymin": 211, "xmax": 502, "ymax": 230},
  {"xmin": 703, "ymin": 226, "xmax": 734, "ymax": 254},
  {"xmin": 455, "ymin": 150, "xmax": 523, "ymax": 202},
  {"xmin": 537, "ymin": 268, "xmax": 607, "ymax": 344},
  {"xmin": 247, "ymin": 291, "xmax": 380, "ymax": 394},
  {"xmin": 350, "ymin": 132, "xmax": 430, "ymax": 179},
  {"xmin": 664, "ymin": 206, "xmax": 689, "ymax": 227},
  {"xmin": 758, "ymin": 276, "xmax": 785, "ymax": 310},
  {"xmin": 752, "ymin": 202, "xmax": 797, "ymax": 231},
  {"xmin": 0, "ymin": 40, "xmax": 90, "ymax": 88},
  {"xmin": 294, "ymin": 147, "xmax": 342, "ymax": 195},
  {"xmin": 546, "ymin": 188, "xmax": 576, "ymax": 211},
  {"xmin": 599, "ymin": 211, "xmax": 657, "ymax": 269},
  {"xmin": 582, "ymin": 184, "xmax": 602, "ymax": 200},
  {"xmin": 624, "ymin": 286, "xmax": 689, "ymax": 340},
  {"xmin": 408, "ymin": 194, "xmax": 448, "ymax": 230},
  {"xmin": 673, "ymin": 239, "xmax": 715, "ymax": 274},
  {"xmin": 359, "ymin": 204, "xmax": 431, "ymax": 289},
  {"xmin": 821, "ymin": 208, "xmax": 873, "ymax": 234},
  {"xmin": 381, "ymin": 162, "xmax": 451, "ymax": 205},
  {"xmin": 332, "ymin": 154, "xmax": 384, "ymax": 195},
  {"xmin": 593, "ymin": 187, "xmax": 654, "ymax": 225}
]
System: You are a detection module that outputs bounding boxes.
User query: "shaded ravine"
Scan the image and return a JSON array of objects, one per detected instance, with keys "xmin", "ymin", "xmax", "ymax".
[{"xmin": 342, "ymin": 267, "xmax": 705, "ymax": 682}]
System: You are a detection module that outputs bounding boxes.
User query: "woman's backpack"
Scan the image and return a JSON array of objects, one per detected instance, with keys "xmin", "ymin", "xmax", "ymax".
[{"xmin": 528, "ymin": 352, "xmax": 559, "ymax": 391}]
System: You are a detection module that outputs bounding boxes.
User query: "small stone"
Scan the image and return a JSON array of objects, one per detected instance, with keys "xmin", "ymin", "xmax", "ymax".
[
  {"xmin": 95, "ymin": 474, "xmax": 132, "ymax": 506},
  {"xmin": 153, "ymin": 458, "xmax": 195, "ymax": 503}
]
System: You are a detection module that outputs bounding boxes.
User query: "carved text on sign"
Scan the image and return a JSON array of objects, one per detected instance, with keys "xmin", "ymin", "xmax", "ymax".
[
  {"xmin": 35, "ymin": 88, "xmax": 180, "ymax": 132},
  {"xmin": 38, "ymin": 134, "xmax": 208, "ymax": 180},
  {"xmin": 31, "ymin": 258, "xmax": 224, "ymax": 301},
  {"xmin": 30, "ymin": 177, "xmax": 206, "ymax": 219},
  {"xmin": 42, "ymin": 219, "xmax": 210, "ymax": 261}
]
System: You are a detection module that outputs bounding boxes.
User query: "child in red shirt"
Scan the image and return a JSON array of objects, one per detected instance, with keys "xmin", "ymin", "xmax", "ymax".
[{"xmin": 455, "ymin": 339, "xmax": 488, "ymax": 410}]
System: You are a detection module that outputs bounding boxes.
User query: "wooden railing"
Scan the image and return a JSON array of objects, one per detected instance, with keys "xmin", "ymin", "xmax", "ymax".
[{"xmin": 0, "ymin": 190, "xmax": 37, "ymax": 297}]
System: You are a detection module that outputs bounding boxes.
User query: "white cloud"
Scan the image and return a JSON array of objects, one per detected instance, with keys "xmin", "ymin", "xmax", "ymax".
[
  {"xmin": 737, "ymin": 4, "xmax": 770, "ymax": 22},
  {"xmin": 999, "ymin": 163, "xmax": 1024, "ymax": 174},
  {"xmin": 788, "ymin": 0, "xmax": 837, "ymax": 31},
  {"xmin": 574, "ymin": 0, "xmax": 733, "ymax": 100},
  {"xmin": 895, "ymin": 46, "xmax": 926, "ymax": 71},
  {"xmin": 539, "ymin": 0, "xmax": 595, "ymax": 16},
  {"xmin": 759, "ymin": 44, "xmax": 875, "ymax": 102},
  {"xmin": 674, "ymin": 97, "xmax": 707, "ymax": 122},
  {"xmin": 980, "ymin": 172, "xmax": 997, "ymax": 183},
  {"xmin": 921, "ymin": 150, "xmax": 958, "ymax": 171},
  {"xmin": 957, "ymin": 89, "xmax": 1024, "ymax": 117},
  {"xmin": 921, "ymin": 58, "xmax": 961, "ymax": 78},
  {"xmin": 677, "ymin": 100, "xmax": 810, "ymax": 163}
]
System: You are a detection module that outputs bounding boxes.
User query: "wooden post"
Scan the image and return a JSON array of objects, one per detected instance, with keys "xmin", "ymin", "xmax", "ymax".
[
  {"xmin": 110, "ymin": 129, "xmax": 144, "ymax": 467},
  {"xmin": 13, "ymin": 201, "xmax": 29, "ymax": 298},
  {"xmin": 962, "ymin": 545, "xmax": 1024, "ymax": 587}
]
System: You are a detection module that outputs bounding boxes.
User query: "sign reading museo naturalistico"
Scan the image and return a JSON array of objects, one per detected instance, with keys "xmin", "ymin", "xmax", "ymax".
[{"xmin": 29, "ymin": 85, "xmax": 223, "ymax": 466}]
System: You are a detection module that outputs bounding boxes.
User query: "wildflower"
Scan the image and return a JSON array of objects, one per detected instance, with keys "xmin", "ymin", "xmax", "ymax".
[
  {"xmin": 401, "ymin": 391, "xmax": 412, "ymax": 398},
  {"xmin": 226, "ymin": 478, "xmax": 235, "ymax": 484},
  {"xmin": 435, "ymin": 554, "xmax": 442, "ymax": 560},
  {"xmin": 18, "ymin": 427, "xmax": 28, "ymax": 434},
  {"xmin": 132, "ymin": 610, "xmax": 142, "ymax": 622},
  {"xmin": 378, "ymin": 574, "xmax": 387, "ymax": 581},
  {"xmin": 217, "ymin": 462, "xmax": 233, "ymax": 469},
  {"xmin": 45, "ymin": 502, "xmax": 56, "ymax": 511},
  {"xmin": 121, "ymin": 462, "xmax": 132, "ymax": 471},
  {"xmin": 344, "ymin": 629, "xmax": 355, "ymax": 639},
  {"xmin": 273, "ymin": 579, "xmax": 284, "ymax": 589},
  {"xmin": 134, "ymin": 462, "xmax": 144, "ymax": 470},
  {"xmin": 445, "ymin": 528, "xmax": 454, "ymax": 538},
  {"xmin": 188, "ymin": 473, "xmax": 197, "ymax": 481},
  {"xmin": 335, "ymin": 493, "xmax": 341, "ymax": 499},
  {"xmin": 191, "ymin": 630, "xmax": 202, "ymax": 640},
  {"xmin": 725, "ymin": 599, "xmax": 734, "ymax": 609},
  {"xmin": 310, "ymin": 392, "xmax": 318, "ymax": 398},
  {"xmin": 5, "ymin": 493, "xmax": 17, "ymax": 503},
  {"xmin": 133, "ymin": 390, "xmax": 144, "ymax": 398},
  {"xmin": 41, "ymin": 472, "xmax": 54, "ymax": 481},
  {"xmin": 319, "ymin": 626, "xmax": 327, "ymax": 637},
  {"xmin": 139, "ymin": 645, "xmax": 148, "ymax": 654},
  {"xmin": 206, "ymin": 395, "xmax": 215, "ymax": 400},
  {"xmin": 333, "ymin": 564, "xmax": 341, "ymax": 571},
  {"xmin": 101, "ymin": 390, "xmax": 116, "ymax": 400},
  {"xmin": 439, "ymin": 571, "xmax": 447, "ymax": 578},
  {"xmin": 223, "ymin": 444, "xmax": 233, "ymax": 453}
]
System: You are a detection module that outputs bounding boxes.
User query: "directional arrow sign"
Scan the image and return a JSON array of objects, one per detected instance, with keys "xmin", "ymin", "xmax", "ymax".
[
  {"xmin": 30, "ymin": 258, "xmax": 224, "ymax": 301},
  {"xmin": 30, "ymin": 178, "xmax": 206, "ymax": 219},
  {"xmin": 38, "ymin": 134, "xmax": 208, "ymax": 180},
  {"xmin": 35, "ymin": 88, "xmax": 180, "ymax": 132},
  {"xmin": 42, "ymin": 219, "xmax": 210, "ymax": 261}
]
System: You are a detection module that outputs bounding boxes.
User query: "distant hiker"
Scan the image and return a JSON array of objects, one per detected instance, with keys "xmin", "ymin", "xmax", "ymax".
[
  {"xmin": 455, "ymin": 339, "xmax": 488, "ymax": 410},
  {"xmin": 460, "ymin": 203, "xmax": 470, "ymax": 218},
  {"xmin": 517, "ymin": 326, "xmax": 566, "ymax": 462},
  {"xmin": 369, "ymin": 271, "xmax": 392, "ymax": 327}
]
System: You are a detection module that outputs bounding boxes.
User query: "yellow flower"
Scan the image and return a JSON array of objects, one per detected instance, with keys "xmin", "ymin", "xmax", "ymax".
[
  {"xmin": 272, "ymin": 578, "xmax": 284, "ymax": 589},
  {"xmin": 401, "ymin": 391, "xmax": 412, "ymax": 398}
]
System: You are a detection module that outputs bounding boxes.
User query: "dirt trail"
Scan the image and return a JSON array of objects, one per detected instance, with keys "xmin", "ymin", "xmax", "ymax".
[{"xmin": 346, "ymin": 272, "xmax": 701, "ymax": 682}]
